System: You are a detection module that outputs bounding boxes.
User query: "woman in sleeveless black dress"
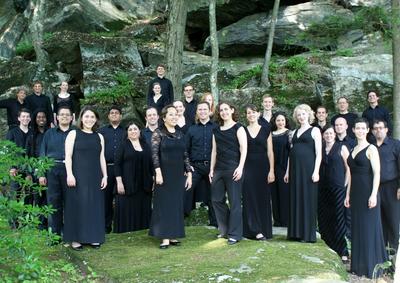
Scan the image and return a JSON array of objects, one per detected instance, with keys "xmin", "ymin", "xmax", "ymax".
[
  {"xmin": 242, "ymin": 105, "xmax": 274, "ymax": 240},
  {"xmin": 147, "ymin": 82, "xmax": 170, "ymax": 114},
  {"xmin": 270, "ymin": 112, "xmax": 291, "ymax": 227},
  {"xmin": 285, "ymin": 104, "xmax": 322, "ymax": 242},
  {"xmin": 149, "ymin": 105, "xmax": 192, "ymax": 249},
  {"xmin": 64, "ymin": 106, "xmax": 108, "ymax": 250},
  {"xmin": 318, "ymin": 126, "xmax": 350, "ymax": 262},
  {"xmin": 210, "ymin": 102, "xmax": 247, "ymax": 245},
  {"xmin": 345, "ymin": 118, "xmax": 387, "ymax": 278},
  {"xmin": 53, "ymin": 81, "xmax": 75, "ymax": 124},
  {"xmin": 114, "ymin": 123, "xmax": 153, "ymax": 233}
]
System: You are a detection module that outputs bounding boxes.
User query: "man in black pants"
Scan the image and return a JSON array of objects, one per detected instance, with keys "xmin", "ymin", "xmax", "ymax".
[
  {"xmin": 98, "ymin": 106, "xmax": 125, "ymax": 233},
  {"xmin": 185, "ymin": 101, "xmax": 217, "ymax": 226},
  {"xmin": 372, "ymin": 120, "xmax": 400, "ymax": 254},
  {"xmin": 39, "ymin": 106, "xmax": 73, "ymax": 240}
]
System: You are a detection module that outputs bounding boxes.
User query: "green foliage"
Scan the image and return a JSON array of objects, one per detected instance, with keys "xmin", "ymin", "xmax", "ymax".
[
  {"xmin": 354, "ymin": 6, "xmax": 391, "ymax": 39},
  {"xmin": 80, "ymin": 72, "xmax": 142, "ymax": 107},
  {"xmin": 285, "ymin": 56, "xmax": 309, "ymax": 82},
  {"xmin": 336, "ymin": 48, "xmax": 355, "ymax": 57},
  {"xmin": 223, "ymin": 65, "xmax": 263, "ymax": 89},
  {"xmin": 15, "ymin": 33, "xmax": 54, "ymax": 57}
]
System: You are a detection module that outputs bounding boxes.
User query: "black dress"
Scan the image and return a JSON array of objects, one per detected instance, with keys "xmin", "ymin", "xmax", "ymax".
[
  {"xmin": 318, "ymin": 142, "xmax": 348, "ymax": 257},
  {"xmin": 149, "ymin": 128, "xmax": 191, "ymax": 238},
  {"xmin": 271, "ymin": 130, "xmax": 290, "ymax": 227},
  {"xmin": 287, "ymin": 127, "xmax": 318, "ymax": 242},
  {"xmin": 53, "ymin": 94, "xmax": 75, "ymax": 115},
  {"xmin": 242, "ymin": 126, "xmax": 272, "ymax": 239},
  {"xmin": 63, "ymin": 130, "xmax": 105, "ymax": 244},
  {"xmin": 147, "ymin": 95, "xmax": 169, "ymax": 114},
  {"xmin": 114, "ymin": 139, "xmax": 153, "ymax": 233},
  {"xmin": 347, "ymin": 146, "xmax": 388, "ymax": 278}
]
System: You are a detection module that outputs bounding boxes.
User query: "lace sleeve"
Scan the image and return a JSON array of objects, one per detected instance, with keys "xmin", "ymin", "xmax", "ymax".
[{"xmin": 151, "ymin": 129, "xmax": 162, "ymax": 169}]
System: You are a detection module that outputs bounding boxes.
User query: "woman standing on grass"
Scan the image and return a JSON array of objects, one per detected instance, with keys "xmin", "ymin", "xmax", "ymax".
[{"xmin": 242, "ymin": 104, "xmax": 274, "ymax": 241}]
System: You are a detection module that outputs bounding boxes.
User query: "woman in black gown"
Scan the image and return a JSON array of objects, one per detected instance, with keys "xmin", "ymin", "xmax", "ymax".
[
  {"xmin": 318, "ymin": 126, "xmax": 350, "ymax": 263},
  {"xmin": 114, "ymin": 123, "xmax": 153, "ymax": 233},
  {"xmin": 149, "ymin": 105, "xmax": 192, "ymax": 249},
  {"xmin": 64, "ymin": 106, "xmax": 107, "ymax": 250},
  {"xmin": 147, "ymin": 82, "xmax": 170, "ymax": 114},
  {"xmin": 53, "ymin": 81, "xmax": 75, "ymax": 124},
  {"xmin": 270, "ymin": 112, "xmax": 291, "ymax": 227},
  {"xmin": 242, "ymin": 105, "xmax": 274, "ymax": 240},
  {"xmin": 173, "ymin": 100, "xmax": 190, "ymax": 134},
  {"xmin": 345, "ymin": 118, "xmax": 387, "ymax": 278},
  {"xmin": 284, "ymin": 104, "xmax": 322, "ymax": 242}
]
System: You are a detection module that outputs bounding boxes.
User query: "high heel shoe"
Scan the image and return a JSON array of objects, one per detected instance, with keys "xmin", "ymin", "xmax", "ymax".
[{"xmin": 169, "ymin": 240, "xmax": 181, "ymax": 246}]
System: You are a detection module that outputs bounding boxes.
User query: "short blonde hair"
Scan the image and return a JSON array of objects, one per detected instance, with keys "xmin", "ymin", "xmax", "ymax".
[{"xmin": 292, "ymin": 104, "xmax": 315, "ymax": 125}]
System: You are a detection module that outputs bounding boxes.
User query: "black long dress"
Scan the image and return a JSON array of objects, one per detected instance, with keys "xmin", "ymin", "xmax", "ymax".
[
  {"xmin": 347, "ymin": 146, "xmax": 387, "ymax": 278},
  {"xmin": 64, "ymin": 130, "xmax": 105, "ymax": 244},
  {"xmin": 271, "ymin": 130, "xmax": 290, "ymax": 227},
  {"xmin": 114, "ymin": 139, "xmax": 153, "ymax": 233},
  {"xmin": 242, "ymin": 126, "xmax": 272, "ymax": 239},
  {"xmin": 318, "ymin": 142, "xmax": 348, "ymax": 257},
  {"xmin": 149, "ymin": 128, "xmax": 191, "ymax": 239},
  {"xmin": 287, "ymin": 127, "xmax": 318, "ymax": 242}
]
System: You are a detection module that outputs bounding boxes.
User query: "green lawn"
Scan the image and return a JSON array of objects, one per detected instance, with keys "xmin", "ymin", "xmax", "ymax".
[{"xmin": 66, "ymin": 226, "xmax": 348, "ymax": 282}]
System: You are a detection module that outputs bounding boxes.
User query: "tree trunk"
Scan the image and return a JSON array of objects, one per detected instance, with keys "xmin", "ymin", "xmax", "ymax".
[
  {"xmin": 165, "ymin": 0, "xmax": 187, "ymax": 99},
  {"xmin": 209, "ymin": 0, "xmax": 219, "ymax": 104},
  {"xmin": 393, "ymin": 0, "xmax": 400, "ymax": 139},
  {"xmin": 260, "ymin": 0, "xmax": 280, "ymax": 88},
  {"xmin": 29, "ymin": 0, "xmax": 49, "ymax": 75},
  {"xmin": 0, "ymin": 13, "xmax": 28, "ymax": 59}
]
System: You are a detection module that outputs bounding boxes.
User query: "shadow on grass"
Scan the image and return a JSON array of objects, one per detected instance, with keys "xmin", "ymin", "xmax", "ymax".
[{"xmin": 65, "ymin": 226, "xmax": 348, "ymax": 283}]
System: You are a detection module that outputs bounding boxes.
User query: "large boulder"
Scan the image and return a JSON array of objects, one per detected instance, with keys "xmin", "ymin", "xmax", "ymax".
[
  {"xmin": 337, "ymin": 0, "xmax": 390, "ymax": 9},
  {"xmin": 203, "ymin": 1, "xmax": 354, "ymax": 57},
  {"xmin": 0, "ymin": 56, "xmax": 37, "ymax": 94},
  {"xmin": 330, "ymin": 54, "xmax": 393, "ymax": 113}
]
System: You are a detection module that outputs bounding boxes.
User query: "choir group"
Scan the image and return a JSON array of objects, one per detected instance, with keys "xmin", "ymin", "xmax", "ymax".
[{"xmin": 2, "ymin": 65, "xmax": 399, "ymax": 279}]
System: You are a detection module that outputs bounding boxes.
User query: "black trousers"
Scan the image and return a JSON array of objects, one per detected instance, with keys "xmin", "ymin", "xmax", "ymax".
[
  {"xmin": 185, "ymin": 162, "xmax": 217, "ymax": 226},
  {"xmin": 104, "ymin": 164, "xmax": 116, "ymax": 233},
  {"xmin": 380, "ymin": 179, "xmax": 400, "ymax": 251},
  {"xmin": 211, "ymin": 169, "xmax": 243, "ymax": 240},
  {"xmin": 46, "ymin": 163, "xmax": 67, "ymax": 236}
]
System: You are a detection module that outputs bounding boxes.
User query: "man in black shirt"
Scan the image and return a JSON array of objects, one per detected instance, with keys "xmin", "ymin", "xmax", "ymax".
[
  {"xmin": 25, "ymin": 81, "xmax": 53, "ymax": 127},
  {"xmin": 259, "ymin": 94, "xmax": 274, "ymax": 129},
  {"xmin": 372, "ymin": 120, "xmax": 400, "ymax": 252},
  {"xmin": 185, "ymin": 101, "xmax": 217, "ymax": 226},
  {"xmin": 330, "ymin": 97, "xmax": 358, "ymax": 139},
  {"xmin": 183, "ymin": 84, "xmax": 198, "ymax": 126},
  {"xmin": 39, "ymin": 106, "xmax": 73, "ymax": 239},
  {"xmin": 312, "ymin": 106, "xmax": 330, "ymax": 133},
  {"xmin": 147, "ymin": 64, "xmax": 174, "ymax": 106},
  {"xmin": 334, "ymin": 117, "xmax": 355, "ymax": 150},
  {"xmin": 363, "ymin": 91, "xmax": 392, "ymax": 140},
  {"xmin": 98, "ymin": 106, "xmax": 125, "ymax": 233},
  {"xmin": 6, "ymin": 108, "xmax": 31, "ymax": 150},
  {"xmin": 141, "ymin": 107, "xmax": 159, "ymax": 146},
  {"xmin": 0, "ymin": 87, "xmax": 27, "ymax": 130}
]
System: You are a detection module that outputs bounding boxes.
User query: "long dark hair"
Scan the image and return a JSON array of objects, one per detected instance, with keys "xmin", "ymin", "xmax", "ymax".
[
  {"xmin": 78, "ymin": 106, "xmax": 100, "ymax": 131},
  {"xmin": 215, "ymin": 101, "xmax": 238, "ymax": 126},
  {"xmin": 271, "ymin": 111, "xmax": 292, "ymax": 131}
]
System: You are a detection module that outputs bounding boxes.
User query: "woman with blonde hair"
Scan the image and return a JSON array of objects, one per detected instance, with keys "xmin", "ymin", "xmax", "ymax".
[
  {"xmin": 284, "ymin": 104, "xmax": 322, "ymax": 242},
  {"xmin": 200, "ymin": 92, "xmax": 215, "ymax": 118}
]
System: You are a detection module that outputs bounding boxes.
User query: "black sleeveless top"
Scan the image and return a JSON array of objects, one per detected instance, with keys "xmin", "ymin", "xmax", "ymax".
[
  {"xmin": 213, "ymin": 123, "xmax": 242, "ymax": 170},
  {"xmin": 320, "ymin": 141, "xmax": 346, "ymax": 188}
]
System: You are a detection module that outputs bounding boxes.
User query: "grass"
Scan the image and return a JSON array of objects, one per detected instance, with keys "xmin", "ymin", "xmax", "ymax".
[{"xmin": 66, "ymin": 226, "xmax": 348, "ymax": 282}]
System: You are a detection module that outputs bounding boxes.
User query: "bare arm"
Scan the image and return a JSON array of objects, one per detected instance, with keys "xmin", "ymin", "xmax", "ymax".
[
  {"xmin": 367, "ymin": 145, "xmax": 381, "ymax": 208},
  {"xmin": 209, "ymin": 134, "xmax": 217, "ymax": 183},
  {"xmin": 267, "ymin": 133, "xmax": 275, "ymax": 183},
  {"xmin": 233, "ymin": 126, "xmax": 247, "ymax": 181},
  {"xmin": 311, "ymin": 127, "xmax": 322, "ymax": 182},
  {"xmin": 65, "ymin": 130, "xmax": 76, "ymax": 187},
  {"xmin": 99, "ymin": 134, "xmax": 107, "ymax": 189},
  {"xmin": 340, "ymin": 145, "xmax": 351, "ymax": 187}
]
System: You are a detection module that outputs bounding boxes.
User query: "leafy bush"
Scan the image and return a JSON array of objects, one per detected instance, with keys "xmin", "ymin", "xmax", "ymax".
[
  {"xmin": 15, "ymin": 33, "xmax": 54, "ymax": 57},
  {"xmin": 80, "ymin": 72, "xmax": 142, "ymax": 107},
  {"xmin": 336, "ymin": 48, "xmax": 355, "ymax": 57},
  {"xmin": 354, "ymin": 6, "xmax": 391, "ymax": 39},
  {"xmin": 223, "ymin": 65, "xmax": 263, "ymax": 89},
  {"xmin": 284, "ymin": 56, "xmax": 309, "ymax": 82}
]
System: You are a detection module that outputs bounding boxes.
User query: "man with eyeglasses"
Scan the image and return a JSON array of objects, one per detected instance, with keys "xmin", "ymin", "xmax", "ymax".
[
  {"xmin": 183, "ymin": 84, "xmax": 198, "ymax": 126},
  {"xmin": 39, "ymin": 106, "xmax": 74, "ymax": 242},
  {"xmin": 98, "ymin": 106, "xmax": 125, "ymax": 233},
  {"xmin": 372, "ymin": 119, "xmax": 400, "ymax": 253}
]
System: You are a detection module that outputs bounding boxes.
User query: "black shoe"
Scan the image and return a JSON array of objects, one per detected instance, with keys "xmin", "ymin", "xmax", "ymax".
[
  {"xmin": 90, "ymin": 243, "xmax": 101, "ymax": 249},
  {"xmin": 217, "ymin": 234, "xmax": 227, "ymax": 239},
  {"xmin": 170, "ymin": 240, "xmax": 181, "ymax": 246},
  {"xmin": 159, "ymin": 243, "xmax": 169, "ymax": 249},
  {"xmin": 227, "ymin": 238, "xmax": 238, "ymax": 245}
]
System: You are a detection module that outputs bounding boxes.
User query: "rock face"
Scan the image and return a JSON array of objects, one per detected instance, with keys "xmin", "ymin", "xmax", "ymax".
[
  {"xmin": 0, "ymin": 13, "xmax": 28, "ymax": 59},
  {"xmin": 0, "ymin": 56, "xmax": 38, "ymax": 94},
  {"xmin": 203, "ymin": 1, "xmax": 353, "ymax": 57},
  {"xmin": 337, "ymin": 0, "xmax": 390, "ymax": 9},
  {"xmin": 330, "ymin": 54, "xmax": 393, "ymax": 112}
]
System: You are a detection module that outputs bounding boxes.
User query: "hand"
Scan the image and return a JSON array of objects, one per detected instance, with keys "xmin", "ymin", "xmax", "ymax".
[
  {"xmin": 368, "ymin": 194, "xmax": 377, "ymax": 209},
  {"xmin": 39, "ymin": 177, "xmax": 47, "ymax": 186},
  {"xmin": 117, "ymin": 182, "xmax": 125, "ymax": 195},
  {"xmin": 67, "ymin": 174, "xmax": 76, "ymax": 187},
  {"xmin": 156, "ymin": 172, "xmax": 163, "ymax": 185},
  {"xmin": 283, "ymin": 172, "xmax": 289, "ymax": 183},
  {"xmin": 344, "ymin": 195, "xmax": 350, "ymax": 208},
  {"xmin": 267, "ymin": 171, "xmax": 275, "ymax": 184},
  {"xmin": 9, "ymin": 168, "xmax": 17, "ymax": 177},
  {"xmin": 190, "ymin": 166, "xmax": 194, "ymax": 172},
  {"xmin": 185, "ymin": 173, "xmax": 192, "ymax": 191},
  {"xmin": 312, "ymin": 172, "xmax": 319, "ymax": 183},
  {"xmin": 100, "ymin": 176, "xmax": 107, "ymax": 190},
  {"xmin": 209, "ymin": 170, "xmax": 214, "ymax": 183},
  {"xmin": 397, "ymin": 188, "xmax": 400, "ymax": 200},
  {"xmin": 232, "ymin": 166, "xmax": 243, "ymax": 181}
]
